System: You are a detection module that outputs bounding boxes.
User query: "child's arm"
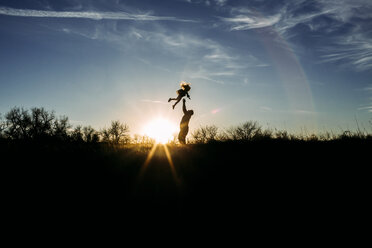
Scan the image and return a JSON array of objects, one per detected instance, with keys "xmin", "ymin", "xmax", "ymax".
[
  {"xmin": 186, "ymin": 93, "xmax": 191, "ymax": 99},
  {"xmin": 182, "ymin": 99, "xmax": 187, "ymax": 114}
]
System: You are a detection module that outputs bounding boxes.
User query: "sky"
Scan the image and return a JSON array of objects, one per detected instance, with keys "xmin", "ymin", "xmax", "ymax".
[{"xmin": 0, "ymin": 0, "xmax": 371, "ymax": 135}]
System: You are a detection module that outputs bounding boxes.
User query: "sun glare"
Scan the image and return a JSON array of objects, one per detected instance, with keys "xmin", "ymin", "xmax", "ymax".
[{"xmin": 143, "ymin": 118, "xmax": 178, "ymax": 144}]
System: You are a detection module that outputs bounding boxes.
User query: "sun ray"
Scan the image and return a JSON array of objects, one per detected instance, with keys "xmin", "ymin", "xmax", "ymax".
[
  {"xmin": 137, "ymin": 118, "xmax": 180, "ymax": 185},
  {"xmin": 138, "ymin": 143, "xmax": 158, "ymax": 182},
  {"xmin": 163, "ymin": 144, "xmax": 180, "ymax": 185},
  {"xmin": 137, "ymin": 143, "xmax": 180, "ymax": 186}
]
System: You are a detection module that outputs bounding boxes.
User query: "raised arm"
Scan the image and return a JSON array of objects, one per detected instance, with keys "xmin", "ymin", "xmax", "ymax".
[{"xmin": 182, "ymin": 99, "xmax": 187, "ymax": 114}]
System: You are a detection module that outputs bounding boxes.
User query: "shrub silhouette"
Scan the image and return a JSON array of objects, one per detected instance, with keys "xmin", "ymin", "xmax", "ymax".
[
  {"xmin": 52, "ymin": 116, "xmax": 71, "ymax": 140},
  {"xmin": 3, "ymin": 107, "xmax": 73, "ymax": 141},
  {"xmin": 191, "ymin": 125, "xmax": 219, "ymax": 144},
  {"xmin": 132, "ymin": 134, "xmax": 155, "ymax": 145},
  {"xmin": 83, "ymin": 126, "xmax": 99, "ymax": 143},
  {"xmin": 71, "ymin": 125, "xmax": 84, "ymax": 142},
  {"xmin": 5, "ymin": 107, "xmax": 32, "ymax": 139},
  {"xmin": 101, "ymin": 120, "xmax": 130, "ymax": 145},
  {"xmin": 1, "ymin": 106, "xmax": 371, "ymax": 143},
  {"xmin": 224, "ymin": 121, "xmax": 262, "ymax": 141},
  {"xmin": 0, "ymin": 114, "xmax": 6, "ymax": 138}
]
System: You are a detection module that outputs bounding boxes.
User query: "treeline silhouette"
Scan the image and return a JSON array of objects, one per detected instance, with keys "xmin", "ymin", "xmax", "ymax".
[
  {"xmin": 1, "ymin": 106, "xmax": 370, "ymax": 223},
  {"xmin": 191, "ymin": 121, "xmax": 372, "ymax": 143},
  {"xmin": 0, "ymin": 107, "xmax": 130, "ymax": 144},
  {"xmin": 1, "ymin": 107, "xmax": 371, "ymax": 144}
]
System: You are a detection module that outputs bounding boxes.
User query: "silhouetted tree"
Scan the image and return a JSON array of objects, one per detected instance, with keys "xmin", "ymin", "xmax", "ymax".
[
  {"xmin": 192, "ymin": 125, "xmax": 219, "ymax": 143},
  {"xmin": 274, "ymin": 130, "xmax": 291, "ymax": 140},
  {"xmin": 71, "ymin": 125, "xmax": 84, "ymax": 142},
  {"xmin": 225, "ymin": 121, "xmax": 262, "ymax": 141},
  {"xmin": 29, "ymin": 107, "xmax": 55, "ymax": 139},
  {"xmin": 101, "ymin": 128, "xmax": 111, "ymax": 143},
  {"xmin": 111, "ymin": 120, "xmax": 130, "ymax": 144},
  {"xmin": 4, "ymin": 107, "xmax": 71, "ymax": 140},
  {"xmin": 82, "ymin": 126, "xmax": 99, "ymax": 143},
  {"xmin": 101, "ymin": 120, "xmax": 130, "ymax": 145},
  {"xmin": 52, "ymin": 116, "xmax": 71, "ymax": 140},
  {"xmin": 260, "ymin": 128, "xmax": 274, "ymax": 140},
  {"xmin": 0, "ymin": 113, "xmax": 6, "ymax": 138},
  {"xmin": 5, "ymin": 107, "xmax": 32, "ymax": 139}
]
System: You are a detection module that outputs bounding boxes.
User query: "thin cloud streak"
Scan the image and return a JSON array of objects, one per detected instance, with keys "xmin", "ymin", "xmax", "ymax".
[
  {"xmin": 0, "ymin": 6, "xmax": 194, "ymax": 22},
  {"xmin": 358, "ymin": 85, "xmax": 372, "ymax": 113},
  {"xmin": 358, "ymin": 106, "xmax": 372, "ymax": 112},
  {"xmin": 320, "ymin": 34, "xmax": 372, "ymax": 71},
  {"xmin": 140, "ymin": 99, "xmax": 168, "ymax": 105},
  {"xmin": 219, "ymin": 1, "xmax": 372, "ymax": 72},
  {"xmin": 222, "ymin": 14, "xmax": 280, "ymax": 30},
  {"xmin": 126, "ymin": 29, "xmax": 266, "ymax": 83}
]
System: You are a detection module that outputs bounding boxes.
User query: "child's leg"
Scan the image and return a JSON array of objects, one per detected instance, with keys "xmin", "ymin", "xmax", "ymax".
[
  {"xmin": 172, "ymin": 97, "xmax": 182, "ymax": 109},
  {"xmin": 168, "ymin": 97, "xmax": 177, "ymax": 102}
]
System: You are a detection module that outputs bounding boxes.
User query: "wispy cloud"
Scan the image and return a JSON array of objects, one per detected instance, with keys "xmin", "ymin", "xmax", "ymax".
[
  {"xmin": 63, "ymin": 21, "xmax": 264, "ymax": 84},
  {"xmin": 182, "ymin": 0, "xmax": 228, "ymax": 7},
  {"xmin": 0, "ymin": 6, "xmax": 193, "ymax": 22},
  {"xmin": 276, "ymin": 9, "xmax": 336, "ymax": 35},
  {"xmin": 259, "ymin": 106, "xmax": 272, "ymax": 112},
  {"xmin": 221, "ymin": 2, "xmax": 335, "ymax": 33},
  {"xmin": 219, "ymin": 0, "xmax": 372, "ymax": 71},
  {"xmin": 320, "ymin": 34, "xmax": 372, "ymax": 71},
  {"xmin": 278, "ymin": 1, "xmax": 372, "ymax": 71},
  {"xmin": 358, "ymin": 85, "xmax": 372, "ymax": 112},
  {"xmin": 358, "ymin": 106, "xmax": 372, "ymax": 112},
  {"xmin": 214, "ymin": 0, "xmax": 228, "ymax": 6},
  {"xmin": 362, "ymin": 86, "xmax": 372, "ymax": 92},
  {"xmin": 127, "ymin": 29, "xmax": 265, "ymax": 83},
  {"xmin": 222, "ymin": 14, "xmax": 280, "ymax": 30},
  {"xmin": 140, "ymin": 99, "xmax": 168, "ymax": 105},
  {"xmin": 293, "ymin": 109, "xmax": 318, "ymax": 115}
]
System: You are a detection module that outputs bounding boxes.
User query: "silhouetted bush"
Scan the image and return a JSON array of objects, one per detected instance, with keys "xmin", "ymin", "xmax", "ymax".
[
  {"xmin": 1, "ymin": 106, "xmax": 371, "ymax": 144},
  {"xmin": 4, "ymin": 107, "xmax": 68, "ymax": 140},
  {"xmin": 82, "ymin": 126, "xmax": 100, "ymax": 143},
  {"xmin": 4, "ymin": 107, "xmax": 31, "ymax": 139},
  {"xmin": 191, "ymin": 125, "xmax": 219, "ymax": 144},
  {"xmin": 71, "ymin": 125, "xmax": 84, "ymax": 142},
  {"xmin": 100, "ymin": 120, "xmax": 130, "ymax": 145},
  {"xmin": 224, "ymin": 121, "xmax": 263, "ymax": 141},
  {"xmin": 274, "ymin": 130, "xmax": 290, "ymax": 140},
  {"xmin": 132, "ymin": 134, "xmax": 155, "ymax": 145},
  {"xmin": 53, "ymin": 116, "xmax": 71, "ymax": 140},
  {"xmin": 0, "ymin": 113, "xmax": 6, "ymax": 138}
]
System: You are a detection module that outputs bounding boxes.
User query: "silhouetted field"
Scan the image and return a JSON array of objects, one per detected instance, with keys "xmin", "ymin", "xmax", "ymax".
[{"xmin": 2, "ymin": 137, "xmax": 370, "ymax": 224}]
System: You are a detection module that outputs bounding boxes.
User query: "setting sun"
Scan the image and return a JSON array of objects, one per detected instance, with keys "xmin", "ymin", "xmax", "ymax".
[{"xmin": 143, "ymin": 118, "xmax": 178, "ymax": 144}]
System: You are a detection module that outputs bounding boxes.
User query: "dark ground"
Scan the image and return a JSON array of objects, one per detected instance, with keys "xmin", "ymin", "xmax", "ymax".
[{"xmin": 1, "ymin": 138, "xmax": 370, "ymax": 226}]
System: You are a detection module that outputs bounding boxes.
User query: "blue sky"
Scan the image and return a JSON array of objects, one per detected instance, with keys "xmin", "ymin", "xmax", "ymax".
[{"xmin": 0, "ymin": 0, "xmax": 371, "ymax": 135}]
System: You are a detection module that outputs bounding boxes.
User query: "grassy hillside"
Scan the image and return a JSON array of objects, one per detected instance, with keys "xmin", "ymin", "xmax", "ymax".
[{"xmin": 2, "ymin": 138, "xmax": 370, "ymax": 223}]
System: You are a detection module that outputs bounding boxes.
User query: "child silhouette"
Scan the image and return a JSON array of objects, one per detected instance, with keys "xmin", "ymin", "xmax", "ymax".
[{"xmin": 168, "ymin": 81, "xmax": 191, "ymax": 109}]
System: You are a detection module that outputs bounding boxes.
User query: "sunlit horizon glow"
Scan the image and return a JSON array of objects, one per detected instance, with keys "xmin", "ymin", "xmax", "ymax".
[{"xmin": 142, "ymin": 118, "xmax": 178, "ymax": 144}]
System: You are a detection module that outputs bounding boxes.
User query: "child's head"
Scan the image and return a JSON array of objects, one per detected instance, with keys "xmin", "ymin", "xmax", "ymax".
[{"xmin": 180, "ymin": 81, "xmax": 191, "ymax": 91}]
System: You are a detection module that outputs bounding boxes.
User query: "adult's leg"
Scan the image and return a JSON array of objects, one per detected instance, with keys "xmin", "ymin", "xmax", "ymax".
[
  {"xmin": 178, "ymin": 128, "xmax": 187, "ymax": 144},
  {"xmin": 178, "ymin": 126, "xmax": 188, "ymax": 144}
]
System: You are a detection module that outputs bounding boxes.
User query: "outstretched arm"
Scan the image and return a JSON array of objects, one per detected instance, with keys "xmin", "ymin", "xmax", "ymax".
[
  {"xmin": 186, "ymin": 93, "xmax": 191, "ymax": 99},
  {"xmin": 182, "ymin": 99, "xmax": 187, "ymax": 114}
]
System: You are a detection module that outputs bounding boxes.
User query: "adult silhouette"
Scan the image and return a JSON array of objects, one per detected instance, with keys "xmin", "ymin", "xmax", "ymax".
[{"xmin": 178, "ymin": 99, "xmax": 194, "ymax": 145}]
